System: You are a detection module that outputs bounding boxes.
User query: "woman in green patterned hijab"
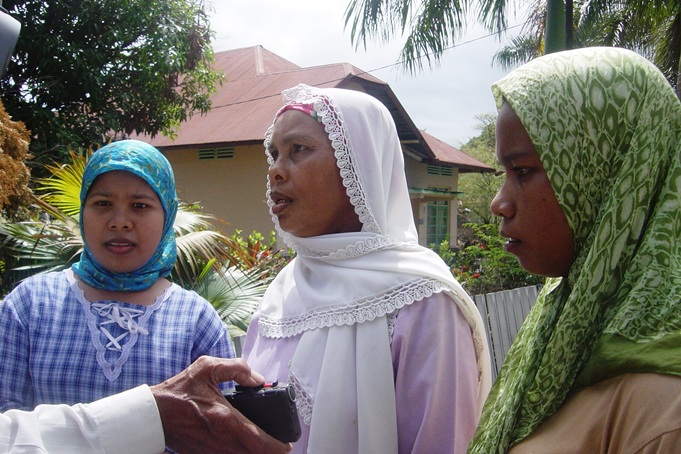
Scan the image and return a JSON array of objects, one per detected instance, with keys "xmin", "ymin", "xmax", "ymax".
[{"xmin": 469, "ymin": 47, "xmax": 681, "ymax": 452}]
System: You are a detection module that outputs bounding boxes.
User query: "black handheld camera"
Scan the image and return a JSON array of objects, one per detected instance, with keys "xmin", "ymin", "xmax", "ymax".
[{"xmin": 224, "ymin": 381, "xmax": 301, "ymax": 443}]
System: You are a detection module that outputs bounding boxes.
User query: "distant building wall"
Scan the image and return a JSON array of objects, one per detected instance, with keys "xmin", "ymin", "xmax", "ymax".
[
  {"xmin": 162, "ymin": 144, "xmax": 274, "ymax": 238},
  {"xmin": 404, "ymin": 155, "xmax": 460, "ymax": 247}
]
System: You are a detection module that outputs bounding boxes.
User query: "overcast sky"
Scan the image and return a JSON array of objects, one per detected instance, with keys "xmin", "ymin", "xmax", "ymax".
[{"xmin": 208, "ymin": 1, "xmax": 526, "ymax": 147}]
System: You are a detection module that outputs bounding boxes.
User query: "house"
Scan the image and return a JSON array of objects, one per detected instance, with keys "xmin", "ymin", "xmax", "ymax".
[{"xmin": 138, "ymin": 46, "xmax": 494, "ymax": 248}]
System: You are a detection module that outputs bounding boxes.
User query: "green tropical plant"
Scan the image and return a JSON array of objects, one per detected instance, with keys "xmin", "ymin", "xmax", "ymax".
[
  {"xmin": 230, "ymin": 229, "xmax": 293, "ymax": 278},
  {"xmin": 195, "ymin": 263, "xmax": 271, "ymax": 338},
  {"xmin": 458, "ymin": 113, "xmax": 501, "ymax": 225},
  {"xmin": 494, "ymin": 0, "xmax": 680, "ymax": 97}
]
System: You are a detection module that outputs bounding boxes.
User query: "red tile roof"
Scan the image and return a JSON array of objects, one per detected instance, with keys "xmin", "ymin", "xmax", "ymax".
[
  {"xmin": 420, "ymin": 130, "xmax": 494, "ymax": 173},
  {"xmin": 140, "ymin": 45, "xmax": 494, "ymax": 173}
]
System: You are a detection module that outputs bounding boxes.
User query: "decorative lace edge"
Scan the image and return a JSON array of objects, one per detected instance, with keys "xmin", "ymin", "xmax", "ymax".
[
  {"xmin": 296, "ymin": 235, "xmax": 419, "ymax": 260},
  {"xmin": 309, "ymin": 89, "xmax": 380, "ymax": 234},
  {"xmin": 67, "ymin": 270, "xmax": 172, "ymax": 382},
  {"xmin": 258, "ymin": 277, "xmax": 450, "ymax": 338},
  {"xmin": 288, "ymin": 370, "xmax": 314, "ymax": 426}
]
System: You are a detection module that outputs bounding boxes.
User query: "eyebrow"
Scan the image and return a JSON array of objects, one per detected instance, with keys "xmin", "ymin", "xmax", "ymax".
[
  {"xmin": 496, "ymin": 149, "xmax": 536, "ymax": 166},
  {"xmin": 86, "ymin": 189, "xmax": 158, "ymax": 200}
]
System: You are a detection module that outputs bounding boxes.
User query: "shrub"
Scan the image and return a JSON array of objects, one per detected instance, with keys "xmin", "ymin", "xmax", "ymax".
[{"xmin": 434, "ymin": 223, "xmax": 544, "ymax": 295}]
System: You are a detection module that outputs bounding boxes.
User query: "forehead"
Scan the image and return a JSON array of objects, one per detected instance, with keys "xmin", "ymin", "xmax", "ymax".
[
  {"xmin": 271, "ymin": 110, "xmax": 327, "ymax": 143},
  {"xmin": 495, "ymin": 103, "xmax": 539, "ymax": 162},
  {"xmin": 88, "ymin": 170, "xmax": 155, "ymax": 195}
]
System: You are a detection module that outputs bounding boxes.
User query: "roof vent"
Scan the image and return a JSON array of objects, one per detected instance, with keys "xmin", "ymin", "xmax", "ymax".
[
  {"xmin": 427, "ymin": 164, "xmax": 453, "ymax": 177},
  {"xmin": 198, "ymin": 147, "xmax": 235, "ymax": 160}
]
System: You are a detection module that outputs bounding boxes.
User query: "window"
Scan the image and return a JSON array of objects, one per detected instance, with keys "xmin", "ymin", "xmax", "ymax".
[
  {"xmin": 426, "ymin": 201, "xmax": 449, "ymax": 245},
  {"xmin": 198, "ymin": 147, "xmax": 235, "ymax": 160}
]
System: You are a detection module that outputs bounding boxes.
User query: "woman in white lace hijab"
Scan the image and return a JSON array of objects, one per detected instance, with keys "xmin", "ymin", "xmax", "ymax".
[{"xmin": 242, "ymin": 84, "xmax": 491, "ymax": 453}]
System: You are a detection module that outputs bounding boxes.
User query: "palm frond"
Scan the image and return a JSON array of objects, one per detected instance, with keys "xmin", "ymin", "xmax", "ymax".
[
  {"xmin": 493, "ymin": 33, "xmax": 543, "ymax": 70},
  {"xmin": 195, "ymin": 265, "xmax": 272, "ymax": 337},
  {"xmin": 35, "ymin": 149, "xmax": 90, "ymax": 217}
]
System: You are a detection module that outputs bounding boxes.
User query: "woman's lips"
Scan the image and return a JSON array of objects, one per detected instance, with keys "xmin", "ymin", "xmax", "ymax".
[
  {"xmin": 503, "ymin": 237, "xmax": 521, "ymax": 253},
  {"xmin": 270, "ymin": 192, "xmax": 292, "ymax": 215},
  {"xmin": 105, "ymin": 240, "xmax": 135, "ymax": 254}
]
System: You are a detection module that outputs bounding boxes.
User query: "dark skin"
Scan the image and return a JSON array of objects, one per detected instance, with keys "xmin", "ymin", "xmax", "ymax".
[{"xmin": 152, "ymin": 356, "xmax": 291, "ymax": 454}]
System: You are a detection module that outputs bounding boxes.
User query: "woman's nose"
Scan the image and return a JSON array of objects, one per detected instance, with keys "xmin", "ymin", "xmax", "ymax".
[
  {"xmin": 108, "ymin": 209, "xmax": 132, "ymax": 230},
  {"xmin": 490, "ymin": 186, "xmax": 514, "ymax": 219},
  {"xmin": 268, "ymin": 159, "xmax": 287, "ymax": 182}
]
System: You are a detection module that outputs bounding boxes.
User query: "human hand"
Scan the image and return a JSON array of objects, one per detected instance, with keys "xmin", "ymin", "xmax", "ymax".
[{"xmin": 151, "ymin": 356, "xmax": 292, "ymax": 454}]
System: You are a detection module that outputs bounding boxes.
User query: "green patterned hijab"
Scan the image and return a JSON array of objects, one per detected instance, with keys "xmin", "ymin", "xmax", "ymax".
[{"xmin": 469, "ymin": 47, "xmax": 681, "ymax": 453}]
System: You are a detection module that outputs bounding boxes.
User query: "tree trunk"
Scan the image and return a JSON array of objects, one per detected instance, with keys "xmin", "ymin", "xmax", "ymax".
[{"xmin": 545, "ymin": 0, "xmax": 566, "ymax": 54}]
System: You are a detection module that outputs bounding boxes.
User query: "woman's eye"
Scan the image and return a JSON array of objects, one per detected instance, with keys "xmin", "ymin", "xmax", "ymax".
[
  {"xmin": 513, "ymin": 167, "xmax": 530, "ymax": 177},
  {"xmin": 269, "ymin": 149, "xmax": 279, "ymax": 161},
  {"xmin": 293, "ymin": 144, "xmax": 307, "ymax": 153},
  {"xmin": 132, "ymin": 203, "xmax": 148, "ymax": 209}
]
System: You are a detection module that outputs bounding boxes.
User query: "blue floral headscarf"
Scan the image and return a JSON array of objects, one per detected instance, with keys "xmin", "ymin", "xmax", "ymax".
[{"xmin": 72, "ymin": 140, "xmax": 178, "ymax": 292}]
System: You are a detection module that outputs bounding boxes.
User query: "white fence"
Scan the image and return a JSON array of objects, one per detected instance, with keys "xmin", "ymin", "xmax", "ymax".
[{"xmin": 474, "ymin": 285, "xmax": 541, "ymax": 380}]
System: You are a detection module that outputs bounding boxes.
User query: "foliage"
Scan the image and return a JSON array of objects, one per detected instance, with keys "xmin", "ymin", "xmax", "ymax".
[
  {"xmin": 0, "ymin": 0, "xmax": 224, "ymax": 168},
  {"xmin": 458, "ymin": 113, "xmax": 500, "ymax": 224},
  {"xmin": 494, "ymin": 0, "xmax": 680, "ymax": 97},
  {"xmin": 229, "ymin": 229, "xmax": 293, "ymax": 277},
  {"xmin": 436, "ymin": 223, "xmax": 544, "ymax": 295},
  {"xmin": 345, "ymin": 0, "xmax": 470, "ymax": 73},
  {"xmin": 0, "ymin": 99, "xmax": 32, "ymax": 218},
  {"xmin": 36, "ymin": 148, "xmax": 88, "ymax": 217},
  {"xmin": 195, "ymin": 263, "xmax": 270, "ymax": 338}
]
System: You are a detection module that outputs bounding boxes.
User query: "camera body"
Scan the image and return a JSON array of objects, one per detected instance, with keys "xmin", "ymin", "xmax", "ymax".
[{"xmin": 224, "ymin": 382, "xmax": 301, "ymax": 443}]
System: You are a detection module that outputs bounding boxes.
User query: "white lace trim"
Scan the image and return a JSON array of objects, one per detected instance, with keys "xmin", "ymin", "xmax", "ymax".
[
  {"xmin": 295, "ymin": 235, "xmax": 411, "ymax": 260},
  {"xmin": 67, "ymin": 269, "xmax": 172, "ymax": 382},
  {"xmin": 89, "ymin": 303, "xmax": 149, "ymax": 351},
  {"xmin": 386, "ymin": 310, "xmax": 398, "ymax": 343},
  {"xmin": 311, "ymin": 90, "xmax": 379, "ymax": 234},
  {"xmin": 288, "ymin": 370, "xmax": 314, "ymax": 425},
  {"xmin": 288, "ymin": 312, "xmax": 397, "ymax": 427},
  {"xmin": 259, "ymin": 277, "xmax": 450, "ymax": 338}
]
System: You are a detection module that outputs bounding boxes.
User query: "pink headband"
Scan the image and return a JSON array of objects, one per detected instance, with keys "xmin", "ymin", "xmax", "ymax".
[{"xmin": 276, "ymin": 103, "xmax": 321, "ymax": 123}]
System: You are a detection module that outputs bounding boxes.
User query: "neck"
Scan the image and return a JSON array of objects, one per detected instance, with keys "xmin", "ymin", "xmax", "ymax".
[{"xmin": 76, "ymin": 276, "xmax": 171, "ymax": 306}]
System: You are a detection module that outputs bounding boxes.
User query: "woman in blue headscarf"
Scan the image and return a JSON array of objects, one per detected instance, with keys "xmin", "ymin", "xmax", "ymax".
[{"xmin": 0, "ymin": 140, "xmax": 235, "ymax": 411}]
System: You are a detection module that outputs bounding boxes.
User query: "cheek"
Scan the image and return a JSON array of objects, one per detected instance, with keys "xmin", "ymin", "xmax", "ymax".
[
  {"xmin": 81, "ymin": 211, "xmax": 98, "ymax": 237},
  {"xmin": 150, "ymin": 214, "xmax": 166, "ymax": 242}
]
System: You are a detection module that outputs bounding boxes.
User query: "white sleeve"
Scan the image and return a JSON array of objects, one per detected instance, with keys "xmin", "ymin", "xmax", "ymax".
[{"xmin": 0, "ymin": 385, "xmax": 166, "ymax": 454}]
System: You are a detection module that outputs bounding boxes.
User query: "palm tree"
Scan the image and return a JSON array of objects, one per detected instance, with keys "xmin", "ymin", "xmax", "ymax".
[
  {"xmin": 0, "ymin": 148, "xmax": 280, "ymax": 333},
  {"xmin": 494, "ymin": 0, "xmax": 680, "ymax": 97},
  {"xmin": 345, "ymin": 0, "xmax": 680, "ymax": 97},
  {"xmin": 343, "ymin": 0, "xmax": 560, "ymax": 73}
]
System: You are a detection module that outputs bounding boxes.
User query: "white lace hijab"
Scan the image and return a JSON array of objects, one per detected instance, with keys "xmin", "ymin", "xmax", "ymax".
[{"xmin": 258, "ymin": 84, "xmax": 491, "ymax": 453}]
